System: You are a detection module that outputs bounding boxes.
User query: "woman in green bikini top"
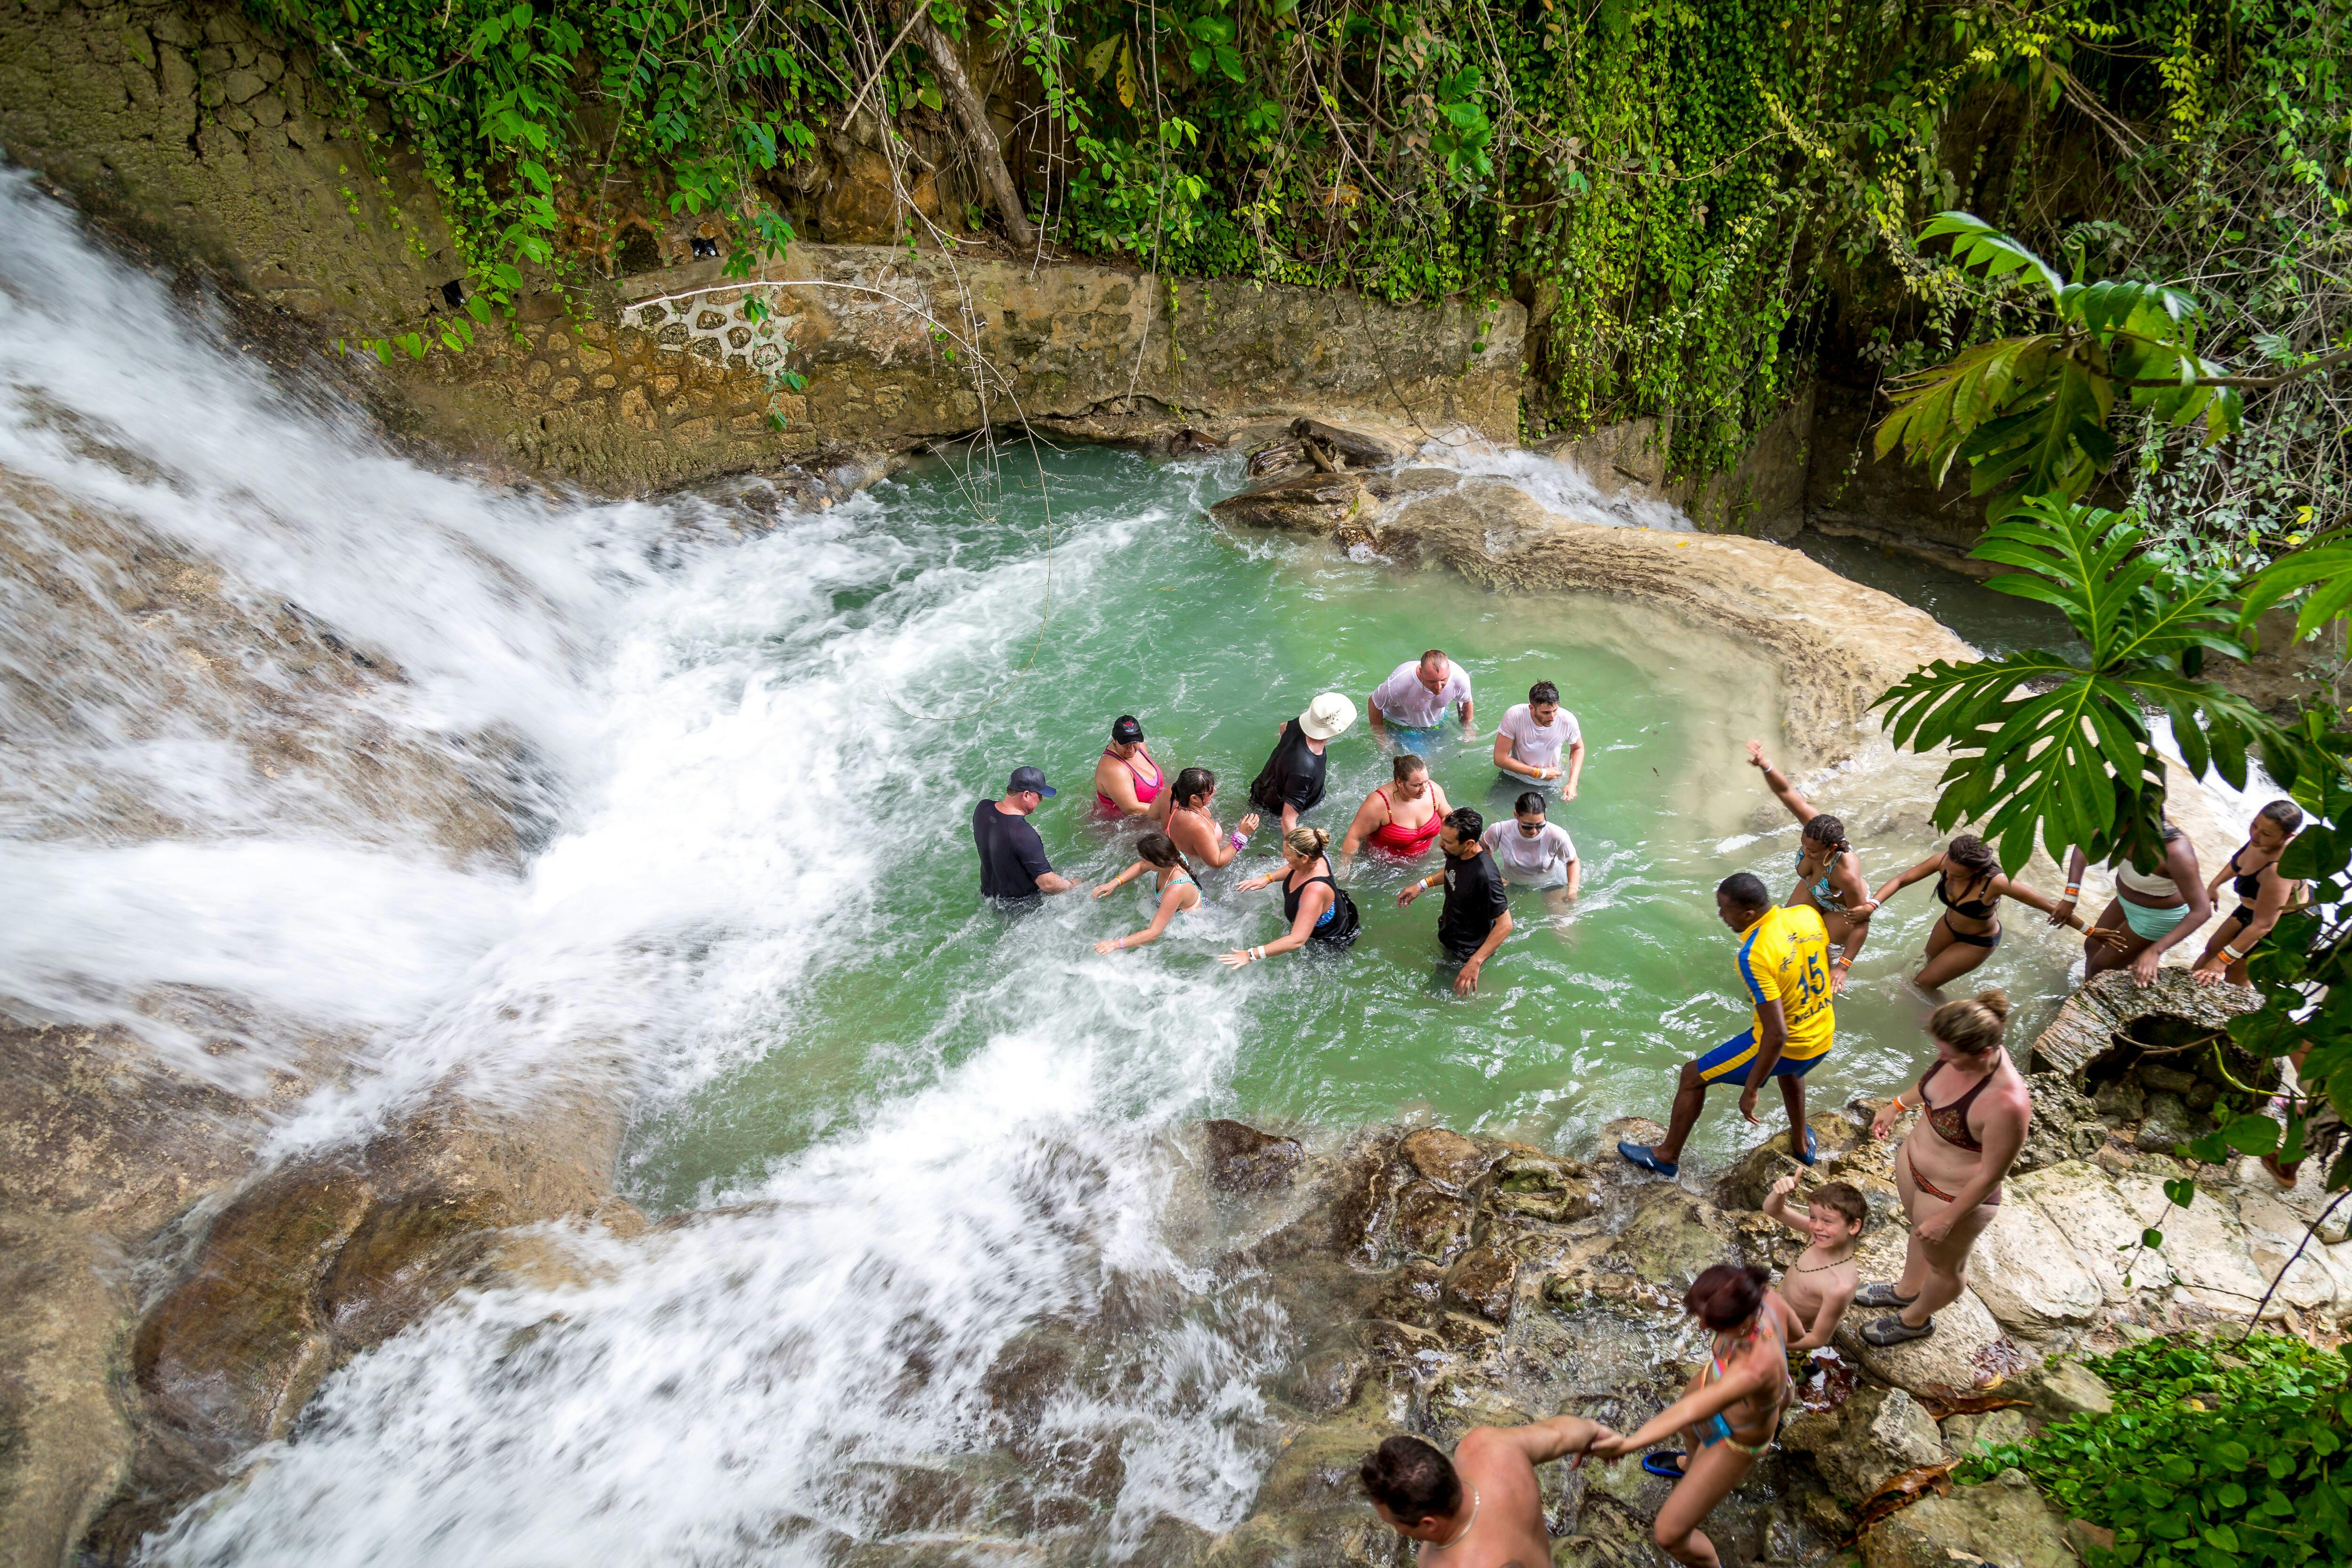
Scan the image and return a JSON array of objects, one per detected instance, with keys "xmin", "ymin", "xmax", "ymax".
[{"xmin": 1590, "ymin": 1264, "xmax": 1796, "ymax": 1568}]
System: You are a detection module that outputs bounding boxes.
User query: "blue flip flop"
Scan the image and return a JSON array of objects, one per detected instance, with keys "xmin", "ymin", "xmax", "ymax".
[
  {"xmin": 1643, "ymin": 1452, "xmax": 1689, "ymax": 1479},
  {"xmin": 1616, "ymin": 1141, "xmax": 1679, "ymax": 1178},
  {"xmin": 1795, "ymin": 1127, "xmax": 1819, "ymax": 1166}
]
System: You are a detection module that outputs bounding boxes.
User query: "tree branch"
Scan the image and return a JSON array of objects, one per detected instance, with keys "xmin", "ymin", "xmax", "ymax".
[
  {"xmin": 905, "ymin": 6, "xmax": 1036, "ymax": 248},
  {"xmin": 2124, "ymin": 343, "xmax": 2352, "ymax": 391}
]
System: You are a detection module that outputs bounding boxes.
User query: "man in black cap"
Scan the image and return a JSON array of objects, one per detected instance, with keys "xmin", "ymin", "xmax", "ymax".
[{"xmin": 975, "ymin": 766, "xmax": 1074, "ymax": 906}]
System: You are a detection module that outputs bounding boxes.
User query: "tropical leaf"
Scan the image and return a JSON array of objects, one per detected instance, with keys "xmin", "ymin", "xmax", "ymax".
[
  {"xmin": 2240, "ymin": 542, "xmax": 2352, "ymax": 645},
  {"xmin": 1920, "ymin": 210, "xmax": 2063, "ymax": 299}
]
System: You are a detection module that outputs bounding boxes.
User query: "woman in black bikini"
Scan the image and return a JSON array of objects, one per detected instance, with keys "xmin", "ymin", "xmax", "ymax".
[
  {"xmin": 1746, "ymin": 741, "xmax": 1877, "ymax": 991},
  {"xmin": 1219, "ymin": 827, "xmax": 1361, "ymax": 968},
  {"xmin": 1859, "ymin": 991, "xmax": 2031, "ymax": 1346},
  {"xmin": 1872, "ymin": 834, "xmax": 2078, "ymax": 992},
  {"xmin": 2191, "ymin": 799, "xmax": 2305, "ymax": 987},
  {"xmin": 1589, "ymin": 1263, "xmax": 1796, "ymax": 1568}
]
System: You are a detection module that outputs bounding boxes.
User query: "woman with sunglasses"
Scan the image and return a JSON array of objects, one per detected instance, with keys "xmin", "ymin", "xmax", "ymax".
[{"xmin": 1480, "ymin": 791, "xmax": 1580, "ymax": 915}]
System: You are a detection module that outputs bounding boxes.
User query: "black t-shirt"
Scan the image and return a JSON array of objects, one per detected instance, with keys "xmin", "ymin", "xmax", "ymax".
[
  {"xmin": 973, "ymin": 798, "xmax": 1053, "ymax": 901},
  {"xmin": 1437, "ymin": 848, "xmax": 1509, "ymax": 959},
  {"xmin": 1249, "ymin": 719, "xmax": 1328, "ymax": 815}
]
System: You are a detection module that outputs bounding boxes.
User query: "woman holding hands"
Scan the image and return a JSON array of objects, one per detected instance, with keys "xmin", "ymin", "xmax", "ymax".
[
  {"xmin": 1856, "ymin": 991, "xmax": 2030, "ymax": 1347},
  {"xmin": 1589, "ymin": 1263, "xmax": 1796, "ymax": 1568},
  {"xmin": 1873, "ymin": 834, "xmax": 2079, "ymax": 991},
  {"xmin": 1746, "ymin": 741, "xmax": 1876, "ymax": 990},
  {"xmin": 1219, "ymin": 828, "xmax": 1361, "ymax": 968},
  {"xmin": 1091, "ymin": 833, "xmax": 1201, "ymax": 953}
]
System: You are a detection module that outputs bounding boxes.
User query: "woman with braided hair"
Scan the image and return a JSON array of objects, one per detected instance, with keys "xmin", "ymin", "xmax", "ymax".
[{"xmin": 1746, "ymin": 741, "xmax": 1875, "ymax": 991}]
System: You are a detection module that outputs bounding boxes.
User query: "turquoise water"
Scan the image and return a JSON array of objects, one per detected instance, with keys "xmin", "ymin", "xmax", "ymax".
[{"xmin": 621, "ymin": 446, "xmax": 2086, "ymax": 1210}]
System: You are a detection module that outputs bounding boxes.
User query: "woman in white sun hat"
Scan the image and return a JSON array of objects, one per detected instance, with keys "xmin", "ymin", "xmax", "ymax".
[{"xmin": 1248, "ymin": 692, "xmax": 1357, "ymax": 833}]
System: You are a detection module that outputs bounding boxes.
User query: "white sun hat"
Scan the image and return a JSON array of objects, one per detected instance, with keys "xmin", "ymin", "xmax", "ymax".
[{"xmin": 1298, "ymin": 692, "xmax": 1358, "ymax": 741}]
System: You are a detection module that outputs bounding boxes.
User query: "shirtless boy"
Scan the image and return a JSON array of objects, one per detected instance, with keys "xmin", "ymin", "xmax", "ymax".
[
  {"xmin": 1760, "ymin": 1175, "xmax": 1864, "ymax": 1354},
  {"xmin": 1360, "ymin": 1415, "xmax": 1613, "ymax": 1568}
]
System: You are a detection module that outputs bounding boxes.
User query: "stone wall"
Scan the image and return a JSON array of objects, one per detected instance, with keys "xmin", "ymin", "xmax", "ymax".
[{"xmin": 2, "ymin": 0, "xmax": 1522, "ymax": 496}]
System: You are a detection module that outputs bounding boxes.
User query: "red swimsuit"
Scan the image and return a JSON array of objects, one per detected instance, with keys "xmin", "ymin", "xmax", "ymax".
[{"xmin": 1366, "ymin": 786, "xmax": 1444, "ymax": 855}]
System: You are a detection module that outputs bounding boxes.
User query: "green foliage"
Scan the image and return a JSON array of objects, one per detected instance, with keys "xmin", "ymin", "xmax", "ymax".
[
  {"xmin": 1956, "ymin": 1336, "xmax": 2352, "ymax": 1568},
  {"xmin": 1877, "ymin": 214, "xmax": 2241, "ymax": 519},
  {"xmin": 1872, "ymin": 496, "xmax": 2290, "ymax": 875}
]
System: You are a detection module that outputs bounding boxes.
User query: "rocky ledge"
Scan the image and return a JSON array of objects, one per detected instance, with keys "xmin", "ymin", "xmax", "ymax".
[{"xmin": 1178, "ymin": 971, "xmax": 2344, "ymax": 1568}]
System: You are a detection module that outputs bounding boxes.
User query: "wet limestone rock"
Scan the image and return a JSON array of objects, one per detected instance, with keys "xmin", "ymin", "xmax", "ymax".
[
  {"xmin": 1209, "ymin": 470, "xmax": 1368, "ymax": 535},
  {"xmin": 1939, "ymin": 1407, "xmax": 2031, "ymax": 1461},
  {"xmin": 1713, "ymin": 1113, "xmax": 1871, "ymax": 1211},
  {"xmin": 1392, "ymin": 1181, "xmax": 1478, "ymax": 1265},
  {"xmin": 2027, "ymin": 969, "xmax": 2263, "ymax": 1080},
  {"xmin": 2015, "ymin": 1073, "xmax": 2109, "ymax": 1173},
  {"xmin": 1781, "ymin": 1385, "xmax": 1945, "ymax": 1504},
  {"xmin": 1604, "ymin": 1188, "xmax": 1743, "ymax": 1290},
  {"xmin": 1441, "ymin": 1246, "xmax": 1519, "ymax": 1324},
  {"xmin": 1200, "ymin": 1120, "xmax": 1305, "ymax": 1194},
  {"xmin": 1966, "ymin": 1194, "xmax": 2104, "ymax": 1338},
  {"xmin": 1858, "ymin": 1468, "xmax": 2078, "ymax": 1568},
  {"xmin": 2009, "ymin": 1357, "xmax": 2115, "ymax": 1429},
  {"xmin": 2012, "ymin": 1160, "xmax": 2173, "ymax": 1301},
  {"xmin": 2136, "ymin": 1090, "xmax": 2199, "ymax": 1153},
  {"xmin": 0, "ymin": 1217, "xmax": 135, "ymax": 1568},
  {"xmin": 1399, "ymin": 1127, "xmax": 1498, "ymax": 1193},
  {"xmin": 1489, "ymin": 1148, "xmax": 1596, "ymax": 1224}
]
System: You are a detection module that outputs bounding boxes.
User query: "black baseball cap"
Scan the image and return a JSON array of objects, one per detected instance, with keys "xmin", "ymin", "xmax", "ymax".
[
  {"xmin": 1111, "ymin": 715, "xmax": 1144, "ymax": 744},
  {"xmin": 1008, "ymin": 765, "xmax": 1056, "ymax": 797}
]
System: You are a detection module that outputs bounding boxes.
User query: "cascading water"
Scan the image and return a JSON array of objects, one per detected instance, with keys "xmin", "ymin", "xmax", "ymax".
[{"xmin": 5, "ymin": 167, "xmax": 2116, "ymax": 1565}]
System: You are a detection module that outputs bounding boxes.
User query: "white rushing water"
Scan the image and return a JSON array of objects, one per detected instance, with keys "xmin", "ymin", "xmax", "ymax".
[{"xmin": 1, "ymin": 171, "xmax": 1282, "ymax": 1562}]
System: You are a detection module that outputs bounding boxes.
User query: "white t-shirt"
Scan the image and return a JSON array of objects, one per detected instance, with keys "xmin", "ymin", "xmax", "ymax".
[
  {"xmin": 1496, "ymin": 703, "xmax": 1581, "ymax": 771},
  {"xmin": 1371, "ymin": 660, "xmax": 1472, "ymax": 729},
  {"xmin": 1483, "ymin": 820, "xmax": 1577, "ymax": 882}
]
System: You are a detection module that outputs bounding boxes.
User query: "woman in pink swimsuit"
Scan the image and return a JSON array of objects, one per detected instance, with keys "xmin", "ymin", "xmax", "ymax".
[
  {"xmin": 1340, "ymin": 754, "xmax": 1452, "ymax": 868},
  {"xmin": 1093, "ymin": 715, "xmax": 1164, "ymax": 817}
]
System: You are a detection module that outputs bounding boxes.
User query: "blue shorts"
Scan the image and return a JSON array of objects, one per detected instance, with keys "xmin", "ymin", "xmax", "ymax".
[
  {"xmin": 1694, "ymin": 1029, "xmax": 1828, "ymax": 1085},
  {"xmin": 1393, "ymin": 726, "xmax": 1443, "ymax": 756}
]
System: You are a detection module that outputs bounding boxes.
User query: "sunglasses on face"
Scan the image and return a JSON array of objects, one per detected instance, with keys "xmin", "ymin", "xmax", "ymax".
[{"xmin": 1517, "ymin": 820, "xmax": 1545, "ymax": 834}]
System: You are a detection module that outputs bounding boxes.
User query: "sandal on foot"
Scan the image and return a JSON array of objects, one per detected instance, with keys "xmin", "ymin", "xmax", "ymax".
[
  {"xmin": 1853, "ymin": 1281, "xmax": 1917, "ymax": 1309},
  {"xmin": 1642, "ymin": 1451, "xmax": 1689, "ymax": 1479},
  {"xmin": 1617, "ymin": 1141, "xmax": 1679, "ymax": 1178},
  {"xmin": 1861, "ymin": 1314, "xmax": 1937, "ymax": 1347}
]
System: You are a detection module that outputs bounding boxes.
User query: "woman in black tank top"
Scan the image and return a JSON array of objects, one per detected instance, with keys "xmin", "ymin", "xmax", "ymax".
[
  {"xmin": 1872, "ymin": 834, "xmax": 2081, "ymax": 992},
  {"xmin": 1220, "ymin": 827, "xmax": 1360, "ymax": 969}
]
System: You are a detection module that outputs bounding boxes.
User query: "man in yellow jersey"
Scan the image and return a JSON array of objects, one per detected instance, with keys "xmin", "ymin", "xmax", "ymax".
[{"xmin": 1618, "ymin": 872, "xmax": 1835, "ymax": 1178}]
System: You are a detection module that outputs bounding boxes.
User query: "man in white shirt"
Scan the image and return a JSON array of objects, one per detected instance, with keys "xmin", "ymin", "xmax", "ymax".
[
  {"xmin": 1492, "ymin": 680, "xmax": 1583, "ymax": 799},
  {"xmin": 1368, "ymin": 649, "xmax": 1473, "ymax": 751},
  {"xmin": 1482, "ymin": 790, "xmax": 1580, "ymax": 915}
]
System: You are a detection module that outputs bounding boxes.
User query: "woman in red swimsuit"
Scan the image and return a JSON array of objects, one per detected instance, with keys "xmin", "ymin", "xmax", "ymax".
[
  {"xmin": 1339, "ymin": 754, "xmax": 1453, "ymax": 868},
  {"xmin": 1858, "ymin": 990, "xmax": 2031, "ymax": 1346},
  {"xmin": 1092, "ymin": 715, "xmax": 1164, "ymax": 817}
]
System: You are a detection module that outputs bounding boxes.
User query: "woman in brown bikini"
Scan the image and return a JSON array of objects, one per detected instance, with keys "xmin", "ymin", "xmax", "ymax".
[
  {"xmin": 1589, "ymin": 1263, "xmax": 1796, "ymax": 1568},
  {"xmin": 1858, "ymin": 991, "xmax": 2030, "ymax": 1346},
  {"xmin": 1873, "ymin": 834, "xmax": 2079, "ymax": 992}
]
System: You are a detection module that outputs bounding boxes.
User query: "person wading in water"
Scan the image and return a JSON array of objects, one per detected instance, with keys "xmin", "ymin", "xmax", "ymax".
[
  {"xmin": 1398, "ymin": 807, "xmax": 1513, "ymax": 996},
  {"xmin": 1873, "ymin": 834, "xmax": 2079, "ymax": 992},
  {"xmin": 1746, "ymin": 741, "xmax": 1876, "ymax": 991},
  {"xmin": 1158, "ymin": 766, "xmax": 1259, "ymax": 869},
  {"xmin": 1250, "ymin": 692, "xmax": 1355, "ymax": 833},
  {"xmin": 1341, "ymin": 753, "xmax": 1453, "ymax": 869},
  {"xmin": 1091, "ymin": 715, "xmax": 1163, "ymax": 817},
  {"xmin": 1358, "ymin": 1416, "xmax": 1613, "ymax": 1568},
  {"xmin": 1859, "ymin": 991, "xmax": 2030, "ymax": 1346},
  {"xmin": 1367, "ymin": 648, "xmax": 1474, "ymax": 753},
  {"xmin": 1590, "ymin": 1264, "xmax": 1796, "ymax": 1568},
  {"xmin": 1090, "ymin": 832, "xmax": 1200, "ymax": 953},
  {"xmin": 1221, "ymin": 827, "xmax": 1361, "ymax": 968}
]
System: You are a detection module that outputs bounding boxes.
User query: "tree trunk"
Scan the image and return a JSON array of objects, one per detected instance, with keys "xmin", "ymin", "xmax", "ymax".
[{"xmin": 906, "ymin": 10, "xmax": 1036, "ymax": 248}]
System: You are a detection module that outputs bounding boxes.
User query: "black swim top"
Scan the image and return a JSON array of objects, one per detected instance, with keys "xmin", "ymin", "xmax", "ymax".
[
  {"xmin": 1935, "ymin": 866, "xmax": 1999, "ymax": 920},
  {"xmin": 1250, "ymin": 719, "xmax": 1329, "ymax": 816},
  {"xmin": 1282, "ymin": 858, "xmax": 1361, "ymax": 947},
  {"xmin": 2227, "ymin": 843, "xmax": 2268, "ymax": 900}
]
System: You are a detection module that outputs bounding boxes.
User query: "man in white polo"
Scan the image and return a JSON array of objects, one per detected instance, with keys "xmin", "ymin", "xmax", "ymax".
[{"xmin": 1368, "ymin": 648, "xmax": 1473, "ymax": 753}]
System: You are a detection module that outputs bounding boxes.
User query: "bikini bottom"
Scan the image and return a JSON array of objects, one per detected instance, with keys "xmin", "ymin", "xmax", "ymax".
[
  {"xmin": 1906, "ymin": 1146, "xmax": 2002, "ymax": 1206},
  {"xmin": 2121, "ymin": 899, "xmax": 2191, "ymax": 941},
  {"xmin": 1938, "ymin": 915, "xmax": 2002, "ymax": 950}
]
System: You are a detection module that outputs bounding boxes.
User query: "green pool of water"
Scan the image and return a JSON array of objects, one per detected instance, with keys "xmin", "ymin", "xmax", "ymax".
[{"xmin": 622, "ymin": 446, "xmax": 2085, "ymax": 1211}]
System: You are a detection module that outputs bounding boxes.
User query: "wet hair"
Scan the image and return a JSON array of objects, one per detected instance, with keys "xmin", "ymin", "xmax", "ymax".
[
  {"xmin": 2258, "ymin": 799, "xmax": 2306, "ymax": 834},
  {"xmin": 1515, "ymin": 791, "xmax": 1547, "ymax": 819},
  {"xmin": 1685, "ymin": 1262, "xmax": 1771, "ymax": 1330},
  {"xmin": 1359, "ymin": 1434, "xmax": 1461, "ymax": 1525},
  {"xmin": 1807, "ymin": 1181, "xmax": 1868, "ymax": 1231},
  {"xmin": 1136, "ymin": 832, "xmax": 1194, "ymax": 879},
  {"xmin": 1283, "ymin": 826, "xmax": 1331, "ymax": 860},
  {"xmin": 1802, "ymin": 814, "xmax": 1851, "ymax": 855},
  {"xmin": 1445, "ymin": 806, "xmax": 1484, "ymax": 841},
  {"xmin": 1172, "ymin": 767, "xmax": 1216, "ymax": 808},
  {"xmin": 1391, "ymin": 753, "xmax": 1430, "ymax": 783},
  {"xmin": 1421, "ymin": 648, "xmax": 1448, "ymax": 666},
  {"xmin": 1946, "ymin": 834, "xmax": 1999, "ymax": 875},
  {"xmin": 1718, "ymin": 871, "xmax": 1771, "ymax": 911},
  {"xmin": 1529, "ymin": 680, "xmax": 1560, "ymax": 706},
  {"xmin": 1929, "ymin": 988, "xmax": 2011, "ymax": 1056}
]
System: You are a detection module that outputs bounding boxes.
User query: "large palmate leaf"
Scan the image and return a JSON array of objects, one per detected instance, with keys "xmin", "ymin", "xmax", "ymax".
[
  {"xmin": 1873, "ymin": 499, "xmax": 2293, "ymax": 873},
  {"xmin": 2240, "ymin": 541, "xmax": 2352, "ymax": 645},
  {"xmin": 1877, "ymin": 215, "xmax": 2243, "ymax": 520}
]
